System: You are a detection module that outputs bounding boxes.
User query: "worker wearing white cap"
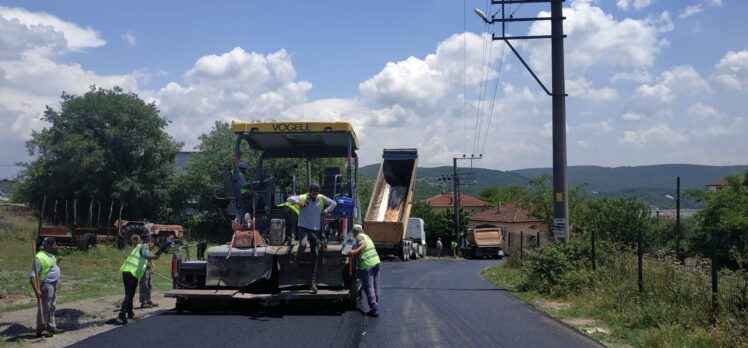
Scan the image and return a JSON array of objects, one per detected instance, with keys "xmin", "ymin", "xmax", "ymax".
[{"xmin": 347, "ymin": 224, "xmax": 381, "ymax": 317}]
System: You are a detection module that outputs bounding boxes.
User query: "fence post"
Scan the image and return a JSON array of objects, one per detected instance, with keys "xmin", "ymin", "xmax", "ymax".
[
  {"xmin": 536, "ymin": 231, "xmax": 540, "ymax": 248},
  {"xmin": 508, "ymin": 231, "xmax": 511, "ymax": 250},
  {"xmin": 638, "ymin": 227, "xmax": 643, "ymax": 294},
  {"xmin": 710, "ymin": 226, "xmax": 719, "ymax": 325},
  {"xmin": 591, "ymin": 227, "xmax": 596, "ymax": 271},
  {"xmin": 520, "ymin": 230, "xmax": 524, "ymax": 262}
]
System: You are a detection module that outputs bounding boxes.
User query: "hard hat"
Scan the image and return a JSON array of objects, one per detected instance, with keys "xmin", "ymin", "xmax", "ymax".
[
  {"xmin": 238, "ymin": 162, "xmax": 249, "ymax": 170},
  {"xmin": 352, "ymin": 224, "xmax": 363, "ymax": 233}
]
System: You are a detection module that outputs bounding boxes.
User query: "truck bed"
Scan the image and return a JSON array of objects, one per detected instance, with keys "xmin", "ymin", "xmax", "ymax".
[{"xmin": 364, "ymin": 149, "xmax": 418, "ymax": 248}]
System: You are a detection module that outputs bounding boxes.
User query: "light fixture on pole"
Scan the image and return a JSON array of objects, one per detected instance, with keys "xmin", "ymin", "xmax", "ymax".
[{"xmin": 474, "ymin": 8, "xmax": 491, "ymax": 24}]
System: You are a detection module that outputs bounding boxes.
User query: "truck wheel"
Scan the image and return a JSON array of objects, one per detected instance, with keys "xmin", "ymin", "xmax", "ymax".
[{"xmin": 78, "ymin": 233, "xmax": 97, "ymax": 251}]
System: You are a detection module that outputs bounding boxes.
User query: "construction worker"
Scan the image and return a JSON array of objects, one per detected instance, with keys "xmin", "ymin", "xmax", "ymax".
[
  {"xmin": 451, "ymin": 240, "xmax": 458, "ymax": 257},
  {"xmin": 286, "ymin": 183, "xmax": 336, "ymax": 293},
  {"xmin": 116, "ymin": 236, "xmax": 159, "ymax": 324},
  {"xmin": 347, "ymin": 224, "xmax": 381, "ymax": 317},
  {"xmin": 436, "ymin": 238, "xmax": 443, "ymax": 257},
  {"xmin": 138, "ymin": 253, "xmax": 158, "ymax": 309},
  {"xmin": 29, "ymin": 237, "xmax": 64, "ymax": 338}
]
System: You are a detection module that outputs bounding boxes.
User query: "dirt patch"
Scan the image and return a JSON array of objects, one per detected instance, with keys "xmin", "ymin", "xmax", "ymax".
[
  {"xmin": 538, "ymin": 300, "xmax": 571, "ymax": 311},
  {"xmin": 0, "ymin": 292, "xmax": 175, "ymax": 347}
]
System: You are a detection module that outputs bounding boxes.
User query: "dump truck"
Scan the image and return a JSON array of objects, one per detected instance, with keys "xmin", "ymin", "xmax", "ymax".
[
  {"xmin": 461, "ymin": 227, "xmax": 504, "ymax": 259},
  {"xmin": 166, "ymin": 121, "xmax": 363, "ymax": 312},
  {"xmin": 363, "ymin": 149, "xmax": 418, "ymax": 261}
]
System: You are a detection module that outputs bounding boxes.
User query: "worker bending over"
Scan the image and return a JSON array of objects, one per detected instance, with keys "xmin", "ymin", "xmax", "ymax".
[{"xmin": 347, "ymin": 224, "xmax": 381, "ymax": 317}]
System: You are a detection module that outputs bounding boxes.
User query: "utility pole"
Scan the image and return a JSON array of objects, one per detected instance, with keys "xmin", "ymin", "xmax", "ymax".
[
  {"xmin": 676, "ymin": 176, "xmax": 681, "ymax": 261},
  {"xmin": 475, "ymin": 0, "xmax": 568, "ymax": 242},
  {"xmin": 440, "ymin": 155, "xmax": 481, "ymax": 246}
]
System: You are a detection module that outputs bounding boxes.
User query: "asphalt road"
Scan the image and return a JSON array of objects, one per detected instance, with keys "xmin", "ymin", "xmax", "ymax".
[{"xmin": 73, "ymin": 259, "xmax": 600, "ymax": 348}]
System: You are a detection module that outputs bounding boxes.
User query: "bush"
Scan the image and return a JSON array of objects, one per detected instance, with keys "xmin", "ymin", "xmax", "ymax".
[{"xmin": 520, "ymin": 241, "xmax": 591, "ymax": 295}]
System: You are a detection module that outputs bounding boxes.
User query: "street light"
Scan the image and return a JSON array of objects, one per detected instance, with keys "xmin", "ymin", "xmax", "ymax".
[{"xmin": 474, "ymin": 8, "xmax": 491, "ymax": 24}]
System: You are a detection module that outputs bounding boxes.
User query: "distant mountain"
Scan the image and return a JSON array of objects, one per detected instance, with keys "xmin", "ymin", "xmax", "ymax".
[
  {"xmin": 359, "ymin": 163, "xmax": 748, "ymax": 208},
  {"xmin": 511, "ymin": 164, "xmax": 748, "ymax": 191}
]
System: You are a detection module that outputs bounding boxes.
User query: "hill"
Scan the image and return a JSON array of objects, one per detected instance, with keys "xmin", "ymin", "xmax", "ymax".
[
  {"xmin": 511, "ymin": 164, "xmax": 748, "ymax": 191},
  {"xmin": 359, "ymin": 163, "xmax": 748, "ymax": 208}
]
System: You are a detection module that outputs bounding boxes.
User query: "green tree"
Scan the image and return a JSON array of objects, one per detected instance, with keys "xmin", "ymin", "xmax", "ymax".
[
  {"xmin": 581, "ymin": 197, "xmax": 653, "ymax": 248},
  {"xmin": 689, "ymin": 171, "xmax": 748, "ymax": 268},
  {"xmin": 479, "ymin": 184, "xmax": 530, "ymax": 207},
  {"xmin": 525, "ymin": 174, "xmax": 589, "ymax": 239},
  {"xmin": 14, "ymin": 86, "xmax": 181, "ymax": 220}
]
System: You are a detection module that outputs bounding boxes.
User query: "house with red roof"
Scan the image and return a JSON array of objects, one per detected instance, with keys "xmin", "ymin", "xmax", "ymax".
[
  {"xmin": 423, "ymin": 192, "xmax": 488, "ymax": 215},
  {"xmin": 705, "ymin": 179, "xmax": 728, "ymax": 191}
]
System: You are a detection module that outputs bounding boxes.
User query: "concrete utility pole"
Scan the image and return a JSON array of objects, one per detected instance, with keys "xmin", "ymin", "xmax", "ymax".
[{"xmin": 476, "ymin": 0, "xmax": 568, "ymax": 241}]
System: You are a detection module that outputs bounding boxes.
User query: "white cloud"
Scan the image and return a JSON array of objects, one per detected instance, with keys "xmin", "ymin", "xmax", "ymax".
[
  {"xmin": 679, "ymin": 5, "xmax": 703, "ymax": 19},
  {"xmin": 154, "ymin": 47, "xmax": 313, "ymax": 148},
  {"xmin": 567, "ymin": 77, "xmax": 618, "ymax": 101},
  {"xmin": 122, "ymin": 30, "xmax": 137, "ymax": 47},
  {"xmin": 620, "ymin": 122, "xmax": 687, "ymax": 145},
  {"xmin": 0, "ymin": 7, "xmax": 137, "ymax": 148},
  {"xmin": 611, "ymin": 70, "xmax": 652, "ymax": 83},
  {"xmin": 617, "ymin": 0, "xmax": 657, "ymax": 11},
  {"xmin": 635, "ymin": 83, "xmax": 672, "ymax": 103},
  {"xmin": 687, "ymin": 102, "xmax": 721, "ymax": 120},
  {"xmin": 578, "ymin": 120, "xmax": 614, "ymax": 134},
  {"xmin": 358, "ymin": 32, "xmax": 504, "ymax": 111},
  {"xmin": 707, "ymin": 0, "xmax": 722, "ymax": 8},
  {"xmin": 634, "ymin": 65, "xmax": 710, "ymax": 104},
  {"xmin": 0, "ymin": 6, "xmax": 105, "ymax": 52},
  {"xmin": 649, "ymin": 11, "xmax": 674, "ymax": 33},
  {"xmin": 527, "ymin": 1, "xmax": 665, "ymax": 77},
  {"xmin": 713, "ymin": 50, "xmax": 748, "ymax": 90},
  {"xmin": 622, "ymin": 111, "xmax": 645, "ymax": 121}
]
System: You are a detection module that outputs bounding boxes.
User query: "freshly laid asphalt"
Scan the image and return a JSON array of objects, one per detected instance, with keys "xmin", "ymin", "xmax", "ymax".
[{"xmin": 72, "ymin": 258, "xmax": 601, "ymax": 348}]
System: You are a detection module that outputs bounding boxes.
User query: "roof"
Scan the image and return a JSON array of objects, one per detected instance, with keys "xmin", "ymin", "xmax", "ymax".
[
  {"xmin": 424, "ymin": 192, "xmax": 487, "ymax": 207},
  {"xmin": 231, "ymin": 121, "xmax": 359, "ymax": 158},
  {"xmin": 470, "ymin": 203, "xmax": 542, "ymax": 223},
  {"xmin": 706, "ymin": 179, "xmax": 728, "ymax": 187}
]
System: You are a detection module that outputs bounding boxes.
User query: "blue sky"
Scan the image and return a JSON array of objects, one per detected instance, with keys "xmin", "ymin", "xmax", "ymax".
[{"xmin": 1, "ymin": 0, "xmax": 747, "ymax": 180}]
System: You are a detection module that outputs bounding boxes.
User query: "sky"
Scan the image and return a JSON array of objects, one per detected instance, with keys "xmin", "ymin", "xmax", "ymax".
[{"xmin": 1, "ymin": 0, "xmax": 747, "ymax": 180}]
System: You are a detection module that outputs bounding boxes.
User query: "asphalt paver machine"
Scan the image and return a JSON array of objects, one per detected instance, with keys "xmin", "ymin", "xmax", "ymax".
[{"xmin": 166, "ymin": 121, "xmax": 363, "ymax": 311}]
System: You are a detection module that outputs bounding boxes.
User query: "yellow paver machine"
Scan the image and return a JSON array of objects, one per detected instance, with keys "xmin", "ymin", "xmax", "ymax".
[{"xmin": 166, "ymin": 121, "xmax": 363, "ymax": 312}]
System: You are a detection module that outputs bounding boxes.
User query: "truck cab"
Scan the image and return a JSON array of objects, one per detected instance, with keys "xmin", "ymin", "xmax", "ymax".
[{"xmin": 405, "ymin": 217, "xmax": 427, "ymax": 259}]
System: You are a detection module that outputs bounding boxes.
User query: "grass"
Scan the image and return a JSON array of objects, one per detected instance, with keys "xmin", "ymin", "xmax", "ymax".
[
  {"xmin": 482, "ymin": 251, "xmax": 748, "ymax": 348},
  {"xmin": 0, "ymin": 210, "xmax": 176, "ymax": 313}
]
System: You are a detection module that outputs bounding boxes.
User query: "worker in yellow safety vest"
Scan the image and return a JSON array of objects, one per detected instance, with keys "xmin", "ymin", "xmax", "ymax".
[
  {"xmin": 285, "ymin": 183, "xmax": 336, "ymax": 293},
  {"xmin": 347, "ymin": 224, "xmax": 381, "ymax": 317},
  {"xmin": 29, "ymin": 237, "xmax": 64, "ymax": 338},
  {"xmin": 115, "ymin": 236, "xmax": 159, "ymax": 325}
]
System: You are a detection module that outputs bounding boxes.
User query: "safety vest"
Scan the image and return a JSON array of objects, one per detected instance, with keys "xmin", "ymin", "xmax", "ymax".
[
  {"xmin": 279, "ymin": 194, "xmax": 325, "ymax": 215},
  {"xmin": 230, "ymin": 169, "xmax": 250, "ymax": 195},
  {"xmin": 119, "ymin": 243, "xmax": 147, "ymax": 279},
  {"xmin": 27, "ymin": 251, "xmax": 53, "ymax": 294},
  {"xmin": 358, "ymin": 233, "xmax": 381, "ymax": 270}
]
